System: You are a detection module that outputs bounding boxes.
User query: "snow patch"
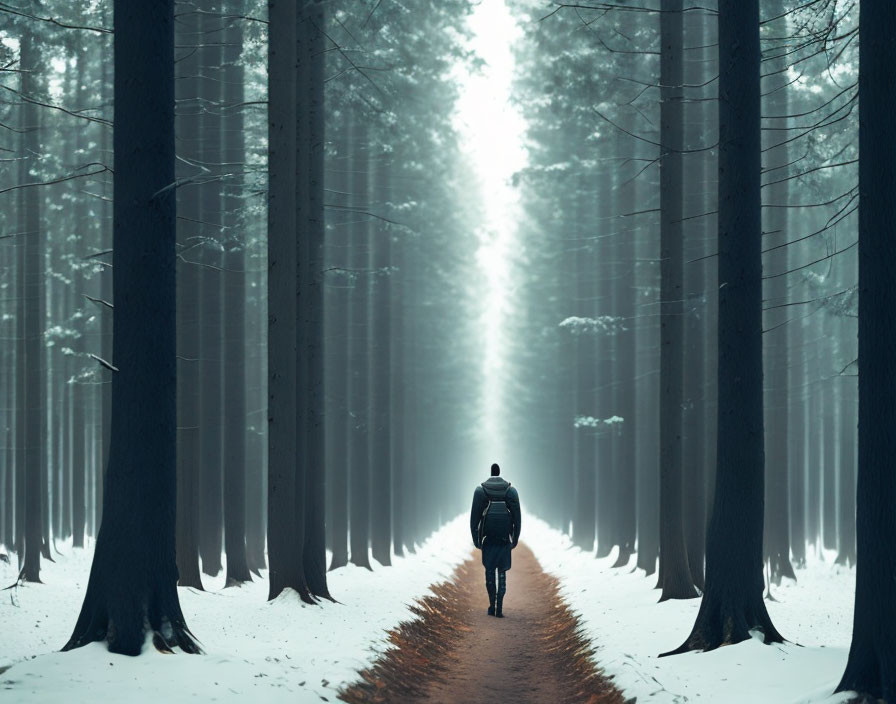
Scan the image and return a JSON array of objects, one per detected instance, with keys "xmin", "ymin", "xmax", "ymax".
[
  {"xmin": 525, "ymin": 516, "xmax": 856, "ymax": 704},
  {"xmin": 0, "ymin": 515, "xmax": 470, "ymax": 703}
]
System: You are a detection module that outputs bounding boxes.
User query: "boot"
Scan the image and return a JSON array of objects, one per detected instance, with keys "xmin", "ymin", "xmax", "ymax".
[
  {"xmin": 486, "ymin": 583, "xmax": 496, "ymax": 616},
  {"xmin": 495, "ymin": 595, "xmax": 504, "ymax": 618}
]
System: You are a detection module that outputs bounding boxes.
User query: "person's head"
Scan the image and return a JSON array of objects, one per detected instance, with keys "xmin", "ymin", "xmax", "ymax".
[{"xmin": 491, "ymin": 463, "xmax": 500, "ymax": 476}]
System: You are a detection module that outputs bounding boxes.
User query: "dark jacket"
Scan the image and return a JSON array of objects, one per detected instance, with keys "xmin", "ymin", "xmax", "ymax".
[{"xmin": 470, "ymin": 477, "xmax": 521, "ymax": 571}]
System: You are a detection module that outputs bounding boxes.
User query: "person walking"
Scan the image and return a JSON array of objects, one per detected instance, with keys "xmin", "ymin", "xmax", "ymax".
[{"xmin": 470, "ymin": 463, "xmax": 521, "ymax": 617}]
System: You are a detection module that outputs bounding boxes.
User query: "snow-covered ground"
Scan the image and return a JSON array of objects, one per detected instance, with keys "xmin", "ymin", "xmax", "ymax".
[
  {"xmin": 526, "ymin": 516, "xmax": 855, "ymax": 704},
  {"xmin": 0, "ymin": 514, "xmax": 470, "ymax": 704},
  {"xmin": 0, "ymin": 515, "xmax": 859, "ymax": 704}
]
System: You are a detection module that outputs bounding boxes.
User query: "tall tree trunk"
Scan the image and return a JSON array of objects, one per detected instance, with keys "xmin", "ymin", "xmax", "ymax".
[
  {"xmin": 836, "ymin": 3, "xmax": 896, "ymax": 696},
  {"xmin": 267, "ymin": 0, "xmax": 311, "ymax": 602},
  {"xmin": 222, "ymin": 0, "xmax": 251, "ymax": 587},
  {"xmin": 573, "ymin": 193, "xmax": 596, "ymax": 553},
  {"xmin": 761, "ymin": 0, "xmax": 795, "ymax": 583},
  {"xmin": 391, "ymin": 226, "xmax": 406, "ymax": 558},
  {"xmin": 348, "ymin": 124, "xmax": 372, "ymax": 570},
  {"xmin": 15, "ymin": 165, "xmax": 25, "ymax": 559},
  {"xmin": 612, "ymin": 133, "xmax": 637, "ymax": 568},
  {"xmin": 174, "ymin": 7, "xmax": 204, "ymax": 591},
  {"xmin": 595, "ymin": 171, "xmax": 616, "ymax": 559},
  {"xmin": 20, "ymin": 28, "xmax": 42, "ymax": 584},
  {"xmin": 299, "ymin": 0, "xmax": 331, "ymax": 598},
  {"xmin": 97, "ymin": 33, "xmax": 113, "ymax": 534},
  {"xmin": 64, "ymin": 0, "xmax": 198, "ymax": 655},
  {"xmin": 245, "ymin": 261, "xmax": 267, "ymax": 574},
  {"xmin": 369, "ymin": 156, "xmax": 392, "ymax": 568},
  {"xmin": 635, "ymin": 206, "xmax": 660, "ymax": 576},
  {"xmin": 197, "ymin": 8, "xmax": 224, "ymax": 578},
  {"xmin": 667, "ymin": 0, "xmax": 783, "ymax": 653},
  {"xmin": 657, "ymin": 0, "xmax": 696, "ymax": 601},
  {"xmin": 71, "ymin": 47, "xmax": 89, "ymax": 550},
  {"xmin": 681, "ymin": 5, "xmax": 712, "ymax": 590},
  {"xmin": 325, "ymin": 117, "xmax": 350, "ymax": 572}
]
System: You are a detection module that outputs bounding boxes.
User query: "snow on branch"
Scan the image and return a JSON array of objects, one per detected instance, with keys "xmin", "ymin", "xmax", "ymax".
[
  {"xmin": 559, "ymin": 315, "xmax": 626, "ymax": 335},
  {"xmin": 574, "ymin": 415, "xmax": 624, "ymax": 429}
]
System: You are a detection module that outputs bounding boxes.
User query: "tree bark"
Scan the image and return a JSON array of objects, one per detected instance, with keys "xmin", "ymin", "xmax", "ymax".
[
  {"xmin": 20, "ymin": 28, "xmax": 43, "ymax": 584},
  {"xmin": 221, "ymin": 0, "xmax": 251, "ymax": 587},
  {"xmin": 657, "ymin": 0, "xmax": 697, "ymax": 601},
  {"xmin": 174, "ymin": 7, "xmax": 204, "ymax": 591},
  {"xmin": 573, "ymin": 190, "xmax": 596, "ymax": 553},
  {"xmin": 348, "ymin": 123, "xmax": 372, "ymax": 570},
  {"xmin": 369, "ymin": 155, "xmax": 393, "ymax": 568},
  {"xmin": 325, "ymin": 115, "xmax": 350, "ymax": 572},
  {"xmin": 761, "ymin": 0, "xmax": 795, "ymax": 583},
  {"xmin": 612, "ymin": 129, "xmax": 637, "ymax": 568},
  {"xmin": 64, "ymin": 0, "xmax": 197, "ymax": 655},
  {"xmin": 267, "ymin": 0, "xmax": 311, "ymax": 602},
  {"xmin": 197, "ymin": 7, "xmax": 224, "ymax": 578},
  {"xmin": 836, "ymin": 3, "xmax": 896, "ymax": 696},
  {"xmin": 595, "ymin": 170, "xmax": 616, "ymax": 560},
  {"xmin": 299, "ymin": 0, "xmax": 331, "ymax": 598}
]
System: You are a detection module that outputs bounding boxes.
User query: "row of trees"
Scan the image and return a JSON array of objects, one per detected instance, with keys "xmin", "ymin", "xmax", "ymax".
[
  {"xmin": 505, "ymin": 0, "xmax": 890, "ymax": 698},
  {"xmin": 0, "ymin": 0, "xmax": 483, "ymax": 646}
]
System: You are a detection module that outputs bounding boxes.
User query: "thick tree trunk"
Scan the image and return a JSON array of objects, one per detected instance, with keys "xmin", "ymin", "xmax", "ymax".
[
  {"xmin": 267, "ymin": 0, "xmax": 311, "ymax": 602},
  {"xmin": 657, "ymin": 0, "xmax": 697, "ymax": 601},
  {"xmin": 64, "ymin": 0, "xmax": 197, "ymax": 655},
  {"xmin": 667, "ymin": 0, "xmax": 783, "ymax": 653},
  {"xmin": 836, "ymin": 3, "xmax": 896, "ymax": 696}
]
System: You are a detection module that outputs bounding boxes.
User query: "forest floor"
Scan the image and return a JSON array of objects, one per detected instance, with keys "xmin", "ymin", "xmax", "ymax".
[{"xmin": 340, "ymin": 543, "xmax": 627, "ymax": 704}]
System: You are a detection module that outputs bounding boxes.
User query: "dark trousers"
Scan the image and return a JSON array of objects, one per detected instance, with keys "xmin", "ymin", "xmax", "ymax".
[{"xmin": 485, "ymin": 567, "xmax": 507, "ymax": 603}]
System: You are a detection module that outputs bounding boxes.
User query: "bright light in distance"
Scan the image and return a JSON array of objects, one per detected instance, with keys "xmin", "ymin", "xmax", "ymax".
[{"xmin": 452, "ymin": 0, "xmax": 527, "ymax": 461}]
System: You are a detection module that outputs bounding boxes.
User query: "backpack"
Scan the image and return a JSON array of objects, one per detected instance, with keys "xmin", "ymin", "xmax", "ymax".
[{"xmin": 479, "ymin": 482, "xmax": 513, "ymax": 543}]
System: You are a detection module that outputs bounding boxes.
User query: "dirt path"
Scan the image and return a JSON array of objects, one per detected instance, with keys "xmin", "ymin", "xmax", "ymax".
[{"xmin": 341, "ymin": 544, "xmax": 628, "ymax": 704}]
